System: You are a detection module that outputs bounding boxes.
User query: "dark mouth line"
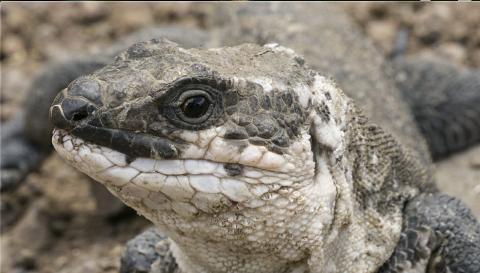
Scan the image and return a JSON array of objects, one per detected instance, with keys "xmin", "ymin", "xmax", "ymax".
[
  {"xmin": 55, "ymin": 129, "xmax": 301, "ymax": 177},
  {"xmin": 62, "ymin": 124, "xmax": 179, "ymax": 160},
  {"xmin": 49, "ymin": 92, "xmax": 179, "ymax": 160}
]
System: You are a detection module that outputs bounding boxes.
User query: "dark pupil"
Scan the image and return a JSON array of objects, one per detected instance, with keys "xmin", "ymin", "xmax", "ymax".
[{"xmin": 181, "ymin": 95, "xmax": 210, "ymax": 118}]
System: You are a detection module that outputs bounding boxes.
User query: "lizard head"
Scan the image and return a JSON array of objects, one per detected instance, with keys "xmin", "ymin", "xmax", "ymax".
[{"xmin": 50, "ymin": 39, "xmax": 353, "ymax": 264}]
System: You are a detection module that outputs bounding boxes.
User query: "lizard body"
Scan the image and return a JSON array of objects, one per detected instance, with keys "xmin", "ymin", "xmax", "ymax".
[
  {"xmin": 1, "ymin": 3, "xmax": 479, "ymax": 273},
  {"xmin": 49, "ymin": 3, "xmax": 480, "ymax": 273}
]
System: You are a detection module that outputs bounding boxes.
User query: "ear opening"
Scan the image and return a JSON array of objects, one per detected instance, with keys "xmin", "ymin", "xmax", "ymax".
[
  {"xmin": 309, "ymin": 116, "xmax": 344, "ymax": 180},
  {"xmin": 309, "ymin": 127, "xmax": 320, "ymax": 176}
]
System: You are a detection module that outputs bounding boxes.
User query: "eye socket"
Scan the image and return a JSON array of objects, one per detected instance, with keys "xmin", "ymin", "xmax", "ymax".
[
  {"xmin": 172, "ymin": 88, "xmax": 217, "ymax": 125},
  {"xmin": 162, "ymin": 82, "xmax": 224, "ymax": 130},
  {"xmin": 181, "ymin": 94, "xmax": 211, "ymax": 119}
]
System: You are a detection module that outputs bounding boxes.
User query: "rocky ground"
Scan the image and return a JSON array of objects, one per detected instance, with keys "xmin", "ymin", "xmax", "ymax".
[{"xmin": 1, "ymin": 3, "xmax": 479, "ymax": 273}]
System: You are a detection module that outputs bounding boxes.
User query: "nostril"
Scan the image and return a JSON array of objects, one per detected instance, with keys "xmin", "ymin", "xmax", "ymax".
[
  {"xmin": 71, "ymin": 110, "xmax": 89, "ymax": 121},
  {"xmin": 50, "ymin": 91, "xmax": 98, "ymax": 130},
  {"xmin": 61, "ymin": 97, "xmax": 95, "ymax": 122}
]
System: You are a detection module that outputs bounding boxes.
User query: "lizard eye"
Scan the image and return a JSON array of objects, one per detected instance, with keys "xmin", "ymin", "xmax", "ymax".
[
  {"xmin": 162, "ymin": 82, "xmax": 224, "ymax": 130},
  {"xmin": 181, "ymin": 93, "xmax": 211, "ymax": 119},
  {"xmin": 173, "ymin": 88, "xmax": 216, "ymax": 125}
]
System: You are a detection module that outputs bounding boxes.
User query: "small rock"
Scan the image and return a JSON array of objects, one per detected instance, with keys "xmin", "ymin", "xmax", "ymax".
[
  {"xmin": 366, "ymin": 20, "xmax": 398, "ymax": 54},
  {"xmin": 2, "ymin": 34, "xmax": 27, "ymax": 64},
  {"xmin": 474, "ymin": 184, "xmax": 480, "ymax": 195},
  {"xmin": 437, "ymin": 42, "xmax": 467, "ymax": 65},
  {"xmin": 2, "ymin": 201, "xmax": 51, "ymax": 270}
]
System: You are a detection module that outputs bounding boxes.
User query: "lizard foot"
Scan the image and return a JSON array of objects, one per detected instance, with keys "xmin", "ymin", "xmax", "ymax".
[
  {"xmin": 394, "ymin": 57, "xmax": 480, "ymax": 160},
  {"xmin": 378, "ymin": 193, "xmax": 480, "ymax": 273}
]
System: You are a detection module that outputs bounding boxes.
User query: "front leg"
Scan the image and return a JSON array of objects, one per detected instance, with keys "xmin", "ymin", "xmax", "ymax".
[
  {"xmin": 379, "ymin": 193, "xmax": 480, "ymax": 273},
  {"xmin": 121, "ymin": 227, "xmax": 180, "ymax": 273}
]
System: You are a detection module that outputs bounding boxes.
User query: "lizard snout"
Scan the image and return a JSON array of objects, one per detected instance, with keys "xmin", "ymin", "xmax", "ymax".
[
  {"xmin": 50, "ymin": 93, "xmax": 98, "ymax": 130},
  {"xmin": 50, "ymin": 78, "xmax": 102, "ymax": 130}
]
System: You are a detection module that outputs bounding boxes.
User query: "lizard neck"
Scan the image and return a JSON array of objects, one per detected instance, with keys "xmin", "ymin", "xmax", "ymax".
[
  {"xmin": 169, "ymin": 240, "xmax": 306, "ymax": 273},
  {"xmin": 149, "ymin": 172, "xmax": 339, "ymax": 273}
]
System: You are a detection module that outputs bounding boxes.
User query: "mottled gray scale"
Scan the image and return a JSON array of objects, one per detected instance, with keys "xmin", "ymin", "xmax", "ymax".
[
  {"xmin": 315, "ymin": 102, "xmax": 331, "ymax": 122},
  {"xmin": 119, "ymin": 101, "xmax": 158, "ymax": 132},
  {"xmin": 273, "ymin": 92, "xmax": 288, "ymax": 113},
  {"xmin": 271, "ymin": 131, "xmax": 289, "ymax": 147},
  {"xmin": 231, "ymin": 99, "xmax": 249, "ymax": 115},
  {"xmin": 224, "ymin": 127, "xmax": 249, "ymax": 140},
  {"xmin": 248, "ymin": 138, "xmax": 268, "ymax": 147},
  {"xmin": 223, "ymin": 163, "xmax": 243, "ymax": 176},
  {"xmin": 126, "ymin": 42, "xmax": 158, "ymax": 59},
  {"xmin": 207, "ymin": 79, "xmax": 308, "ymax": 153},
  {"xmin": 284, "ymin": 115, "xmax": 301, "ymax": 137},
  {"xmin": 273, "ymin": 113, "xmax": 286, "ymax": 127},
  {"xmin": 225, "ymin": 106, "xmax": 237, "ymax": 116},
  {"xmin": 282, "ymin": 92, "xmax": 293, "ymax": 107},
  {"xmin": 245, "ymin": 124, "xmax": 258, "ymax": 137},
  {"xmin": 345, "ymin": 108, "xmax": 430, "ymax": 216},
  {"xmin": 253, "ymin": 116, "xmax": 276, "ymax": 139},
  {"xmin": 260, "ymin": 95, "xmax": 272, "ymax": 110},
  {"xmin": 248, "ymin": 96, "xmax": 259, "ymax": 113},
  {"xmin": 267, "ymin": 144, "xmax": 285, "ymax": 155},
  {"xmin": 189, "ymin": 63, "xmax": 211, "ymax": 74},
  {"xmin": 231, "ymin": 113, "xmax": 252, "ymax": 127},
  {"xmin": 67, "ymin": 77, "xmax": 103, "ymax": 106},
  {"xmin": 224, "ymin": 91, "xmax": 239, "ymax": 107},
  {"xmin": 293, "ymin": 56, "xmax": 305, "ymax": 66},
  {"xmin": 324, "ymin": 92, "xmax": 332, "ymax": 101}
]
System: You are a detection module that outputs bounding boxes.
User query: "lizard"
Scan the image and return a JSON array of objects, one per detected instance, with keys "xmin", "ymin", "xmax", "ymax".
[
  {"xmin": 1, "ymin": 2, "xmax": 479, "ymax": 273},
  {"xmin": 50, "ymin": 38, "xmax": 438, "ymax": 272}
]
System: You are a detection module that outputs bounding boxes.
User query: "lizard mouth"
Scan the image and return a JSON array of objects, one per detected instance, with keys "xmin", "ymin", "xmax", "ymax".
[
  {"xmin": 52, "ymin": 129, "xmax": 269, "ymax": 208},
  {"xmin": 68, "ymin": 124, "xmax": 179, "ymax": 160}
]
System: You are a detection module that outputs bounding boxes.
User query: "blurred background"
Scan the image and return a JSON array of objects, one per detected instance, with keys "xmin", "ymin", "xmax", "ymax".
[{"xmin": 1, "ymin": 2, "xmax": 479, "ymax": 273}]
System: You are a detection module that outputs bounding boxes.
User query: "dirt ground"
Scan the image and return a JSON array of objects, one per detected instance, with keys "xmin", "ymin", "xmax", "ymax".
[{"xmin": 1, "ymin": 3, "xmax": 479, "ymax": 273}]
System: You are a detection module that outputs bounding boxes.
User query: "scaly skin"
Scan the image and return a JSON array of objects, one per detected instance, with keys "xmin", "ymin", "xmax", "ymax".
[
  {"xmin": 50, "ymin": 38, "xmax": 431, "ymax": 272},
  {"xmin": 213, "ymin": 2, "xmax": 433, "ymax": 166},
  {"xmin": 47, "ymin": 3, "xmax": 480, "ymax": 273},
  {"xmin": 1, "ymin": 2, "xmax": 478, "ymax": 273}
]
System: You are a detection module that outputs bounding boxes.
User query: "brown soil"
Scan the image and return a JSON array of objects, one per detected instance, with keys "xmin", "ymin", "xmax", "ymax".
[{"xmin": 1, "ymin": 3, "xmax": 479, "ymax": 273}]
